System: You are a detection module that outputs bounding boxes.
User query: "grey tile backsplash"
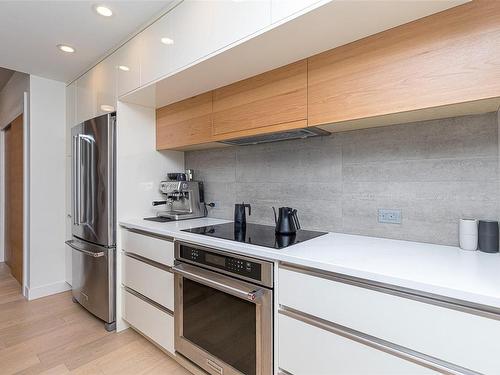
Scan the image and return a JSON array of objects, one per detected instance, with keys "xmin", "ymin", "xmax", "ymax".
[{"xmin": 186, "ymin": 112, "xmax": 500, "ymax": 246}]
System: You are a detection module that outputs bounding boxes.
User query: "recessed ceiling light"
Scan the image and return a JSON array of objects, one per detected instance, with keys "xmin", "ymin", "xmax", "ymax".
[
  {"xmin": 57, "ymin": 44, "xmax": 75, "ymax": 53},
  {"xmin": 95, "ymin": 5, "xmax": 113, "ymax": 17},
  {"xmin": 100, "ymin": 104, "xmax": 115, "ymax": 112},
  {"xmin": 118, "ymin": 65, "xmax": 130, "ymax": 72},
  {"xmin": 161, "ymin": 37, "xmax": 174, "ymax": 45}
]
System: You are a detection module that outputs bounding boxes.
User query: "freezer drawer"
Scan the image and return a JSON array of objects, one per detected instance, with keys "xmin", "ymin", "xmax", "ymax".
[{"xmin": 68, "ymin": 238, "xmax": 115, "ymax": 324}]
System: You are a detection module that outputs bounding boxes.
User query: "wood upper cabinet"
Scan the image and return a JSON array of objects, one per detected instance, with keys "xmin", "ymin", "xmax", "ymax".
[
  {"xmin": 212, "ymin": 59, "xmax": 308, "ymax": 139},
  {"xmin": 156, "ymin": 92, "xmax": 213, "ymax": 150},
  {"xmin": 308, "ymin": 0, "xmax": 500, "ymax": 127}
]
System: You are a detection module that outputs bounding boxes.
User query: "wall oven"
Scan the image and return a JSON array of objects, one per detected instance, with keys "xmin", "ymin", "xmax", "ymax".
[{"xmin": 172, "ymin": 241, "xmax": 274, "ymax": 375}]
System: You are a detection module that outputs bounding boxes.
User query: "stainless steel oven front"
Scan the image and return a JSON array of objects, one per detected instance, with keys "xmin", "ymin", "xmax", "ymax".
[{"xmin": 173, "ymin": 241, "xmax": 274, "ymax": 375}]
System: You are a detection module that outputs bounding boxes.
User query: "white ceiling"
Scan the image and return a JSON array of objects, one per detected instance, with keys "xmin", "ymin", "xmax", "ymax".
[{"xmin": 0, "ymin": 1, "xmax": 172, "ymax": 83}]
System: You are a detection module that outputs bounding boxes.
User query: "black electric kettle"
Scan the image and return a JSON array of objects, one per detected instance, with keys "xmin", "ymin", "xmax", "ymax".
[
  {"xmin": 273, "ymin": 207, "xmax": 300, "ymax": 235},
  {"xmin": 234, "ymin": 203, "xmax": 251, "ymax": 227}
]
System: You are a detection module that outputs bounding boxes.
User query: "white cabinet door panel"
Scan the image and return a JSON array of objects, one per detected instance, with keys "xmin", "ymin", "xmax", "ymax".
[
  {"xmin": 279, "ymin": 267, "xmax": 500, "ymax": 374},
  {"xmin": 75, "ymin": 70, "xmax": 95, "ymax": 124},
  {"xmin": 116, "ymin": 36, "xmax": 142, "ymax": 97},
  {"xmin": 141, "ymin": 1, "xmax": 213, "ymax": 85},
  {"xmin": 271, "ymin": 0, "xmax": 322, "ymax": 23},
  {"xmin": 140, "ymin": 11, "xmax": 174, "ymax": 86},
  {"xmin": 279, "ymin": 314, "xmax": 437, "ymax": 375},
  {"xmin": 93, "ymin": 55, "xmax": 117, "ymax": 116},
  {"xmin": 123, "ymin": 255, "xmax": 174, "ymax": 311},
  {"xmin": 123, "ymin": 288, "xmax": 174, "ymax": 353},
  {"xmin": 211, "ymin": 0, "xmax": 271, "ymax": 52},
  {"xmin": 121, "ymin": 230, "xmax": 174, "ymax": 267},
  {"xmin": 169, "ymin": 1, "xmax": 214, "ymax": 73}
]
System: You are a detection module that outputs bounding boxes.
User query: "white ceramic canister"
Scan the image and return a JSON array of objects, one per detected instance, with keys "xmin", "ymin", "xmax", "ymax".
[{"xmin": 459, "ymin": 218, "xmax": 478, "ymax": 251}]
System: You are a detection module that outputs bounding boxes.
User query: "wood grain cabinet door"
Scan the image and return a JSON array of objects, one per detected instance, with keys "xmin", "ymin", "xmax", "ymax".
[
  {"xmin": 212, "ymin": 59, "xmax": 308, "ymax": 139},
  {"xmin": 308, "ymin": 0, "xmax": 500, "ymax": 127},
  {"xmin": 156, "ymin": 92, "xmax": 213, "ymax": 150}
]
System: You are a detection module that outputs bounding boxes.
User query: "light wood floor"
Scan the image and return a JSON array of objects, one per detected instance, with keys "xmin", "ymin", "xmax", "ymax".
[{"xmin": 0, "ymin": 263, "xmax": 192, "ymax": 375}]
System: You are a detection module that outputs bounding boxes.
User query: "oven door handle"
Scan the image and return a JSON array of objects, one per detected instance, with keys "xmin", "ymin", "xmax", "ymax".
[{"xmin": 172, "ymin": 263, "xmax": 265, "ymax": 302}]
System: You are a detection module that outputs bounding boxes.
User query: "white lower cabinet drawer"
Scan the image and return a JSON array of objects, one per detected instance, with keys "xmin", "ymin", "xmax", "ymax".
[
  {"xmin": 279, "ymin": 313, "xmax": 437, "ymax": 375},
  {"xmin": 123, "ymin": 288, "xmax": 174, "ymax": 353},
  {"xmin": 121, "ymin": 229, "xmax": 174, "ymax": 266},
  {"xmin": 279, "ymin": 266, "xmax": 500, "ymax": 374},
  {"xmin": 123, "ymin": 254, "xmax": 174, "ymax": 311}
]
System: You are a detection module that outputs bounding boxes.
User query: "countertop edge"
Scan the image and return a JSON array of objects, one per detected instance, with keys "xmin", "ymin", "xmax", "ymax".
[{"xmin": 118, "ymin": 218, "xmax": 500, "ymax": 311}]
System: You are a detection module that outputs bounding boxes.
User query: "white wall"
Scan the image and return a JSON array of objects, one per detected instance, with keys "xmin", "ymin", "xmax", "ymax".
[
  {"xmin": 116, "ymin": 103, "xmax": 184, "ymax": 220},
  {"xmin": 0, "ymin": 72, "xmax": 29, "ymax": 264},
  {"xmin": 115, "ymin": 100, "xmax": 184, "ymax": 330},
  {"xmin": 28, "ymin": 75, "xmax": 68, "ymax": 299}
]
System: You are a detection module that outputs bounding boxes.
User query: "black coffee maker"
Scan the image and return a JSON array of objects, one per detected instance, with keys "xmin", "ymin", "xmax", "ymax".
[{"xmin": 273, "ymin": 207, "xmax": 300, "ymax": 235}]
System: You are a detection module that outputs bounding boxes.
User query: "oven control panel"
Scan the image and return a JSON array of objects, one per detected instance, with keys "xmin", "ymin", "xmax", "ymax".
[{"xmin": 180, "ymin": 245, "xmax": 263, "ymax": 282}]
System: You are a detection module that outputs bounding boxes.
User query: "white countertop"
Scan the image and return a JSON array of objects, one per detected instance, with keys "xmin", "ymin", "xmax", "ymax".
[{"xmin": 119, "ymin": 217, "xmax": 500, "ymax": 310}]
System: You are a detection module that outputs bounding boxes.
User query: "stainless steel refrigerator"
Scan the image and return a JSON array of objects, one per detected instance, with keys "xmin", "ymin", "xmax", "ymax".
[{"xmin": 66, "ymin": 112, "xmax": 116, "ymax": 331}]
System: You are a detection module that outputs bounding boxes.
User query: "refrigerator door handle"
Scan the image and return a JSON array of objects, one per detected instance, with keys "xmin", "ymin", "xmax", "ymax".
[
  {"xmin": 77, "ymin": 134, "xmax": 83, "ymax": 225},
  {"xmin": 72, "ymin": 135, "xmax": 78, "ymax": 225},
  {"xmin": 65, "ymin": 240, "xmax": 105, "ymax": 258}
]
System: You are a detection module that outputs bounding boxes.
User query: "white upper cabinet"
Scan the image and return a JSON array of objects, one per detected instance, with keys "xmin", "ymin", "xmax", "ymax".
[
  {"xmin": 168, "ymin": 0, "xmax": 214, "ymax": 72},
  {"xmin": 93, "ymin": 53, "xmax": 118, "ymax": 116},
  {"xmin": 65, "ymin": 81, "xmax": 77, "ymax": 155},
  {"xmin": 140, "ymin": 0, "xmax": 271, "ymax": 87},
  {"xmin": 271, "ymin": 0, "xmax": 322, "ymax": 23},
  {"xmin": 76, "ymin": 54, "xmax": 117, "ymax": 123},
  {"xmin": 116, "ymin": 36, "xmax": 142, "ymax": 97},
  {"xmin": 141, "ymin": 1, "xmax": 213, "ymax": 86},
  {"xmin": 211, "ymin": 0, "xmax": 271, "ymax": 51},
  {"xmin": 76, "ymin": 70, "xmax": 96, "ymax": 124},
  {"xmin": 80, "ymin": 0, "xmax": 318, "ymax": 103},
  {"xmin": 140, "ymin": 9, "xmax": 176, "ymax": 86}
]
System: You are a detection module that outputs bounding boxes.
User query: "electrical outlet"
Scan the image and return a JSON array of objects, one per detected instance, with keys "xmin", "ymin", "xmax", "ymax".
[{"xmin": 378, "ymin": 209, "xmax": 402, "ymax": 224}]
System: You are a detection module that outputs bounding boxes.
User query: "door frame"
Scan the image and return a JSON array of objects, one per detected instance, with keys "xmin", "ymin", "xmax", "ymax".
[{"xmin": 22, "ymin": 91, "xmax": 30, "ymax": 297}]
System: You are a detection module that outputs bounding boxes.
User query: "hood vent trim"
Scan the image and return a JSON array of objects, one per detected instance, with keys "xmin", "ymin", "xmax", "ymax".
[{"xmin": 219, "ymin": 127, "xmax": 330, "ymax": 146}]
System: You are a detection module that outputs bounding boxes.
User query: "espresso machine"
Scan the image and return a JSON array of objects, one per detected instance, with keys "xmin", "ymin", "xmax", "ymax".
[{"xmin": 152, "ymin": 177, "xmax": 206, "ymax": 221}]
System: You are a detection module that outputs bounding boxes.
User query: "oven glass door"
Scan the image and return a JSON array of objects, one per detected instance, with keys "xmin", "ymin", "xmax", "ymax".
[
  {"xmin": 183, "ymin": 278, "xmax": 256, "ymax": 374},
  {"xmin": 174, "ymin": 262, "xmax": 273, "ymax": 375}
]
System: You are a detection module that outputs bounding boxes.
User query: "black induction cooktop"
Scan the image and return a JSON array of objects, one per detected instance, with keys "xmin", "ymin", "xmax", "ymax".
[{"xmin": 182, "ymin": 222, "xmax": 327, "ymax": 249}]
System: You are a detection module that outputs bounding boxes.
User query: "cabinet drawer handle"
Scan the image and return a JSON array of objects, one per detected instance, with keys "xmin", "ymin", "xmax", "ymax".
[{"xmin": 123, "ymin": 251, "xmax": 172, "ymax": 272}]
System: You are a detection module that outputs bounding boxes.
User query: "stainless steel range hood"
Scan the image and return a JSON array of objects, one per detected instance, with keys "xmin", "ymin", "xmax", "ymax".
[{"xmin": 218, "ymin": 127, "xmax": 330, "ymax": 146}]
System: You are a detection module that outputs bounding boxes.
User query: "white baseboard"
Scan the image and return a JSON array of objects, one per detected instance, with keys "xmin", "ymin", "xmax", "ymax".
[{"xmin": 26, "ymin": 281, "xmax": 71, "ymax": 300}]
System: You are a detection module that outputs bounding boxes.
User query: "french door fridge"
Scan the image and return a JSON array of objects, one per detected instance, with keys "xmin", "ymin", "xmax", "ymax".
[{"xmin": 65, "ymin": 112, "xmax": 116, "ymax": 331}]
